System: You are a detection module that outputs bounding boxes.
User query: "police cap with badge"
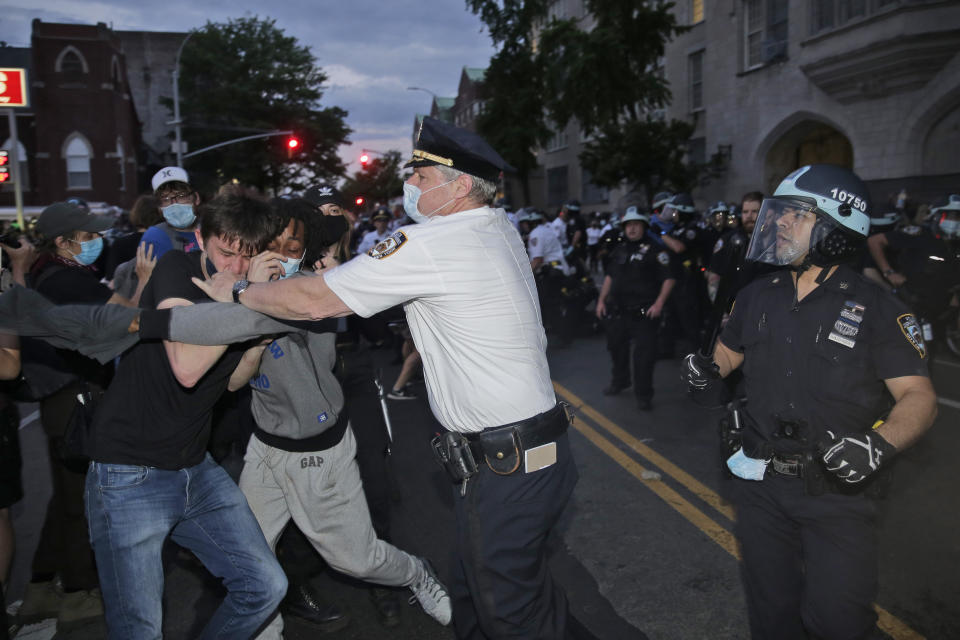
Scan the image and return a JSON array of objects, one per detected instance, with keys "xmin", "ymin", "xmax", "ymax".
[{"xmin": 404, "ymin": 116, "xmax": 512, "ymax": 182}]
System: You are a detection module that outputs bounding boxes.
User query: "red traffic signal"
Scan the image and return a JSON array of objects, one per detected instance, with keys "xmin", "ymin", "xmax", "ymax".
[
  {"xmin": 0, "ymin": 151, "xmax": 7, "ymax": 166},
  {"xmin": 359, "ymin": 153, "xmax": 370, "ymax": 167},
  {"xmin": 0, "ymin": 171, "xmax": 9, "ymax": 183},
  {"xmin": 355, "ymin": 196, "xmax": 365, "ymax": 207},
  {"xmin": 286, "ymin": 137, "xmax": 301, "ymax": 159}
]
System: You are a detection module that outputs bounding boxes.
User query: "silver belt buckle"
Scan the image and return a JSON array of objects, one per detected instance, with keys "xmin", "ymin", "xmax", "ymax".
[{"xmin": 772, "ymin": 457, "xmax": 800, "ymax": 476}]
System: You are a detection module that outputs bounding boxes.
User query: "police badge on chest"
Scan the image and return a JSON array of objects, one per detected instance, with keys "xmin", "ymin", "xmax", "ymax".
[{"xmin": 828, "ymin": 300, "xmax": 865, "ymax": 348}]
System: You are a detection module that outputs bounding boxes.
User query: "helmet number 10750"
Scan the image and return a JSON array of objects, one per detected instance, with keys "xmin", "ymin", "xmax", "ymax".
[{"xmin": 830, "ymin": 188, "xmax": 867, "ymax": 212}]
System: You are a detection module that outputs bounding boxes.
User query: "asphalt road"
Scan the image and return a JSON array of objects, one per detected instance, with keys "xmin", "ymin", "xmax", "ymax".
[{"xmin": 7, "ymin": 334, "xmax": 960, "ymax": 639}]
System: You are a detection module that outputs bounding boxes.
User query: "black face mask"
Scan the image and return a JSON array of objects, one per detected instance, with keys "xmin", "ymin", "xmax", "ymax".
[{"xmin": 318, "ymin": 215, "xmax": 349, "ymax": 246}]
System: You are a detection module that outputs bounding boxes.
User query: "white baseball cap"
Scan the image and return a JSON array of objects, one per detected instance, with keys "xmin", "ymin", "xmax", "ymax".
[{"xmin": 151, "ymin": 166, "xmax": 190, "ymax": 192}]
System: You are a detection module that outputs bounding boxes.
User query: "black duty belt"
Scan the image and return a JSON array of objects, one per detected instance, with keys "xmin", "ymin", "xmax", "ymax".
[{"xmin": 464, "ymin": 404, "xmax": 569, "ymax": 475}]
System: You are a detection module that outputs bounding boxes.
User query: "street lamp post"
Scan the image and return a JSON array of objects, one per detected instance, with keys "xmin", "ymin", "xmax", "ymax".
[
  {"xmin": 406, "ymin": 86, "xmax": 437, "ymax": 100},
  {"xmin": 172, "ymin": 30, "xmax": 196, "ymax": 168}
]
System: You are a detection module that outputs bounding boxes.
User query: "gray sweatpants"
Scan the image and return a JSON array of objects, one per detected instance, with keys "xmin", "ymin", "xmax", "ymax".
[{"xmin": 240, "ymin": 425, "xmax": 420, "ymax": 639}]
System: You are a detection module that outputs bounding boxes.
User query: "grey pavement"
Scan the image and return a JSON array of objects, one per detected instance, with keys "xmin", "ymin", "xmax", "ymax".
[{"xmin": 7, "ymin": 335, "xmax": 960, "ymax": 639}]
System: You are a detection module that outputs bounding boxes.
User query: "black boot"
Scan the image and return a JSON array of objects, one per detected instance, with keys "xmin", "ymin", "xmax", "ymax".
[
  {"xmin": 281, "ymin": 581, "xmax": 350, "ymax": 633},
  {"xmin": 369, "ymin": 587, "xmax": 402, "ymax": 628}
]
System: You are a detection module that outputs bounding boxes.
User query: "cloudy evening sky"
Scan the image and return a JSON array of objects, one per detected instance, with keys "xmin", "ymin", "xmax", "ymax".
[{"xmin": 0, "ymin": 0, "xmax": 496, "ymax": 177}]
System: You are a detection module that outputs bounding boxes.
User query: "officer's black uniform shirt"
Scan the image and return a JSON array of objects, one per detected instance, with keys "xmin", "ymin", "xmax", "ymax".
[
  {"xmin": 607, "ymin": 237, "xmax": 676, "ymax": 309},
  {"xmin": 709, "ymin": 228, "xmax": 780, "ymax": 303},
  {"xmin": 719, "ymin": 264, "xmax": 928, "ymax": 456},
  {"xmin": 666, "ymin": 223, "xmax": 705, "ymax": 269},
  {"xmin": 91, "ymin": 251, "xmax": 249, "ymax": 469}
]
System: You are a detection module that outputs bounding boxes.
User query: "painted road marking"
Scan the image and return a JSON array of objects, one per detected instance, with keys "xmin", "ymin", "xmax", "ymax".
[
  {"xmin": 556, "ymin": 382, "xmax": 734, "ymax": 521},
  {"xmin": 557, "ymin": 383, "xmax": 925, "ymax": 640}
]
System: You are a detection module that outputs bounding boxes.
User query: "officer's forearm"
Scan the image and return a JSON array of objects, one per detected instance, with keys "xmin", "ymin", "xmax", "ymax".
[
  {"xmin": 878, "ymin": 376, "xmax": 937, "ymax": 450},
  {"xmin": 239, "ymin": 273, "xmax": 353, "ymax": 321},
  {"xmin": 713, "ymin": 340, "xmax": 743, "ymax": 378},
  {"xmin": 598, "ymin": 275, "xmax": 612, "ymax": 304},
  {"xmin": 867, "ymin": 235, "xmax": 892, "ymax": 274},
  {"xmin": 654, "ymin": 279, "xmax": 675, "ymax": 307},
  {"xmin": 662, "ymin": 236, "xmax": 685, "ymax": 254}
]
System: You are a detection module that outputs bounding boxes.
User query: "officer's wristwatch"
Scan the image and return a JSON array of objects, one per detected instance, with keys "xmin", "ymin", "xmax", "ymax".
[{"xmin": 232, "ymin": 278, "xmax": 250, "ymax": 303}]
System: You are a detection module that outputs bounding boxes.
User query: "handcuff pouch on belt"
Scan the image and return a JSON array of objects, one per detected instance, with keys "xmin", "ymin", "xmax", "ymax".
[{"xmin": 431, "ymin": 432, "xmax": 479, "ymax": 482}]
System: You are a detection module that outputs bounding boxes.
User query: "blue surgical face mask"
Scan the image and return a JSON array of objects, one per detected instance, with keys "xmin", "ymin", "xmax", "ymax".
[
  {"xmin": 279, "ymin": 251, "xmax": 305, "ymax": 279},
  {"xmin": 162, "ymin": 203, "xmax": 196, "ymax": 229},
  {"xmin": 726, "ymin": 448, "xmax": 769, "ymax": 481},
  {"xmin": 71, "ymin": 237, "xmax": 103, "ymax": 266},
  {"xmin": 403, "ymin": 178, "xmax": 456, "ymax": 223}
]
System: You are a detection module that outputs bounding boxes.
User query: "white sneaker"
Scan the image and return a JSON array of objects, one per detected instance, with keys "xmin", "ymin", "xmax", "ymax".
[{"xmin": 408, "ymin": 558, "xmax": 451, "ymax": 626}]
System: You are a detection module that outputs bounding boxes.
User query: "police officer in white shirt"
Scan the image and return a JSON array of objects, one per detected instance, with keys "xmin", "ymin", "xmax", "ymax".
[
  {"xmin": 357, "ymin": 208, "xmax": 392, "ymax": 254},
  {"xmin": 527, "ymin": 211, "xmax": 572, "ymax": 276},
  {"xmin": 194, "ymin": 116, "xmax": 593, "ymax": 640}
]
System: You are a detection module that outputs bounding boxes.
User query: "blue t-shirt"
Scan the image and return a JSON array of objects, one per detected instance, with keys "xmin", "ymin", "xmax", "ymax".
[{"xmin": 141, "ymin": 224, "xmax": 199, "ymax": 258}]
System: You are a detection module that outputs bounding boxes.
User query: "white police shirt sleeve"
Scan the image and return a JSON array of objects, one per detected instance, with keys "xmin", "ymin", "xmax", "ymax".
[{"xmin": 323, "ymin": 229, "xmax": 444, "ymax": 318}]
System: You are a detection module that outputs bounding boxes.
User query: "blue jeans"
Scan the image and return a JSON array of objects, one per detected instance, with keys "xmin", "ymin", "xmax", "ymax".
[{"xmin": 85, "ymin": 454, "xmax": 287, "ymax": 639}]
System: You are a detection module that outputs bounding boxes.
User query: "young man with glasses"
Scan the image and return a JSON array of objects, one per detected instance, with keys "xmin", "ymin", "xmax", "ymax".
[{"xmin": 141, "ymin": 166, "xmax": 201, "ymax": 258}]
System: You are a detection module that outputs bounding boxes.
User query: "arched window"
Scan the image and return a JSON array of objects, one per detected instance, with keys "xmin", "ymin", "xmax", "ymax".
[
  {"xmin": 63, "ymin": 134, "xmax": 93, "ymax": 189},
  {"xmin": 55, "ymin": 46, "xmax": 89, "ymax": 74},
  {"xmin": 0, "ymin": 139, "xmax": 29, "ymax": 191},
  {"xmin": 116, "ymin": 137, "xmax": 126, "ymax": 190}
]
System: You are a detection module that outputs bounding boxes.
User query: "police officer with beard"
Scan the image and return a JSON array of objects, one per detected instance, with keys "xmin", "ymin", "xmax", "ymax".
[
  {"xmin": 597, "ymin": 208, "xmax": 676, "ymax": 410},
  {"xmin": 684, "ymin": 164, "xmax": 937, "ymax": 640}
]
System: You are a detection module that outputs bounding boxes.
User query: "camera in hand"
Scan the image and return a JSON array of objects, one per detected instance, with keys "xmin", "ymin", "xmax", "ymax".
[{"xmin": 0, "ymin": 232, "xmax": 21, "ymax": 249}]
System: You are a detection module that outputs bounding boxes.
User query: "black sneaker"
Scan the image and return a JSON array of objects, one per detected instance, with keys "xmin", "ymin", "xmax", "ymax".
[
  {"xmin": 603, "ymin": 383, "xmax": 629, "ymax": 396},
  {"xmin": 281, "ymin": 582, "xmax": 350, "ymax": 633},
  {"xmin": 387, "ymin": 387, "xmax": 417, "ymax": 400}
]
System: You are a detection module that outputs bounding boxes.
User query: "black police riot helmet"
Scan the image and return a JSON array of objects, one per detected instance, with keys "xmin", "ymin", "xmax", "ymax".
[
  {"xmin": 661, "ymin": 193, "xmax": 696, "ymax": 224},
  {"xmin": 564, "ymin": 199, "xmax": 581, "ymax": 213},
  {"xmin": 745, "ymin": 164, "xmax": 871, "ymax": 269}
]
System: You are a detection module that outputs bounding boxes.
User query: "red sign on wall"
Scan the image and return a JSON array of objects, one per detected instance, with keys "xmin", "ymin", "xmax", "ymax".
[{"xmin": 0, "ymin": 68, "xmax": 28, "ymax": 108}]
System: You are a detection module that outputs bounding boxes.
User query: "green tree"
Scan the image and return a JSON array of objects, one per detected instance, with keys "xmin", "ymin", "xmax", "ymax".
[
  {"xmin": 536, "ymin": 0, "xmax": 697, "ymax": 203},
  {"xmin": 340, "ymin": 150, "xmax": 405, "ymax": 213},
  {"xmin": 466, "ymin": 1, "xmax": 552, "ymax": 205},
  {"xmin": 170, "ymin": 17, "xmax": 351, "ymax": 195}
]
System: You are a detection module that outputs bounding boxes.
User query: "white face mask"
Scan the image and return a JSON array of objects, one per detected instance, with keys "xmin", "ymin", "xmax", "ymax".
[{"xmin": 403, "ymin": 178, "xmax": 457, "ymax": 223}]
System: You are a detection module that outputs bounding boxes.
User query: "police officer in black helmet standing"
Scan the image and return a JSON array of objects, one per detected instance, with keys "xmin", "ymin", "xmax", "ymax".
[{"xmin": 683, "ymin": 164, "xmax": 937, "ymax": 639}]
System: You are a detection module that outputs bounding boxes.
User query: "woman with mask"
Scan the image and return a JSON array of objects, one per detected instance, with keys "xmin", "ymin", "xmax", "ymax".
[{"xmin": 8, "ymin": 202, "xmax": 153, "ymax": 630}]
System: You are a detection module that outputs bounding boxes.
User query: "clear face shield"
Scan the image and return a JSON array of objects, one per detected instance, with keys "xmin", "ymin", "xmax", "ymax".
[
  {"xmin": 660, "ymin": 203, "xmax": 680, "ymax": 224},
  {"xmin": 745, "ymin": 197, "xmax": 841, "ymax": 267}
]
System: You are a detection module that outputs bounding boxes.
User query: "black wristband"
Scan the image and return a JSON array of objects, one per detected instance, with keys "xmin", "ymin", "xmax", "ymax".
[{"xmin": 137, "ymin": 308, "xmax": 172, "ymax": 340}]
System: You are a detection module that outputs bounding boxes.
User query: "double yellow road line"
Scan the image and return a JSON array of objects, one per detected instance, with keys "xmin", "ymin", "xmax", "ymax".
[{"xmin": 554, "ymin": 381, "xmax": 923, "ymax": 640}]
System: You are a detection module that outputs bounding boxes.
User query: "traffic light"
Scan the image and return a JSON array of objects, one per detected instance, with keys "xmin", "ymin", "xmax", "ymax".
[
  {"xmin": 286, "ymin": 136, "xmax": 301, "ymax": 159},
  {"xmin": 359, "ymin": 153, "xmax": 370, "ymax": 167},
  {"xmin": 0, "ymin": 151, "xmax": 8, "ymax": 183},
  {"xmin": 355, "ymin": 196, "xmax": 365, "ymax": 208},
  {"xmin": 0, "ymin": 151, "xmax": 7, "ymax": 166}
]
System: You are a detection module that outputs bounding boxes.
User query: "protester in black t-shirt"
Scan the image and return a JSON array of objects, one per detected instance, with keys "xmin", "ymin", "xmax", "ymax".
[{"xmin": 85, "ymin": 194, "xmax": 288, "ymax": 639}]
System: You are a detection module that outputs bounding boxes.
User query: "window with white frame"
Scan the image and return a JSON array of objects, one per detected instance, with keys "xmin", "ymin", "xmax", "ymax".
[
  {"xmin": 546, "ymin": 122, "xmax": 568, "ymax": 152},
  {"xmin": 743, "ymin": 0, "xmax": 788, "ymax": 70},
  {"xmin": 689, "ymin": 50, "xmax": 704, "ymax": 112},
  {"xmin": 55, "ymin": 46, "xmax": 88, "ymax": 74},
  {"xmin": 65, "ymin": 135, "xmax": 92, "ymax": 189}
]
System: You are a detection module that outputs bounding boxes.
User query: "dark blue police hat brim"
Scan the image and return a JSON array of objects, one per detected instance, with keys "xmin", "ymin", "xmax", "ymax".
[{"xmin": 404, "ymin": 116, "xmax": 513, "ymax": 183}]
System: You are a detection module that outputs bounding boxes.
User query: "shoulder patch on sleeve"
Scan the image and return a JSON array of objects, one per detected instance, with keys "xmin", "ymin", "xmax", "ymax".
[
  {"xmin": 685, "ymin": 229, "xmax": 696, "ymax": 240},
  {"xmin": 657, "ymin": 251, "xmax": 670, "ymax": 265},
  {"xmin": 897, "ymin": 313, "xmax": 927, "ymax": 359},
  {"xmin": 367, "ymin": 231, "xmax": 408, "ymax": 260}
]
